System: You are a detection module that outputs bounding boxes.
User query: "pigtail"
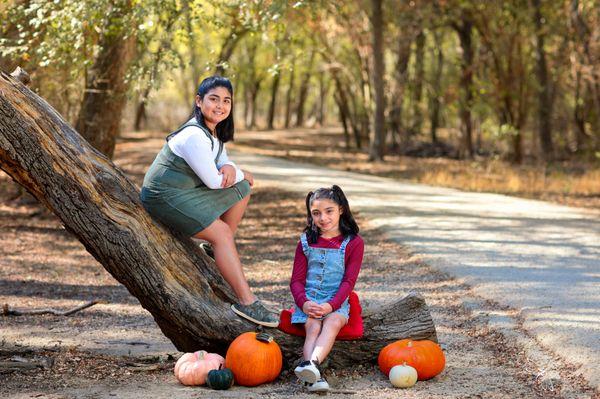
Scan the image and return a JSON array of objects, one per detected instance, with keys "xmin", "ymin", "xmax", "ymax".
[
  {"xmin": 303, "ymin": 191, "xmax": 320, "ymax": 244},
  {"xmin": 331, "ymin": 185, "xmax": 359, "ymax": 238}
]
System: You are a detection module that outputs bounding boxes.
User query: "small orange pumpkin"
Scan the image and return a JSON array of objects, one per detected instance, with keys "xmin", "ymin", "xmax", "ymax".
[
  {"xmin": 225, "ymin": 331, "xmax": 282, "ymax": 387},
  {"xmin": 174, "ymin": 350, "xmax": 225, "ymax": 386},
  {"xmin": 378, "ymin": 339, "xmax": 445, "ymax": 380}
]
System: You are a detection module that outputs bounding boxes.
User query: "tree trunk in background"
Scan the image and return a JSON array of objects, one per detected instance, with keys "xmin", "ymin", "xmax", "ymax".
[
  {"xmin": 334, "ymin": 93, "xmax": 351, "ymax": 148},
  {"xmin": 134, "ymin": 90, "xmax": 148, "ymax": 131},
  {"xmin": 533, "ymin": 0, "xmax": 554, "ymax": 161},
  {"xmin": 284, "ymin": 60, "xmax": 296, "ymax": 129},
  {"xmin": 389, "ymin": 34, "xmax": 412, "ymax": 151},
  {"xmin": 243, "ymin": 80, "xmax": 251, "ymax": 129},
  {"xmin": 573, "ymin": 69, "xmax": 588, "ymax": 152},
  {"xmin": 332, "ymin": 71, "xmax": 361, "ymax": 148},
  {"xmin": 570, "ymin": 0, "xmax": 600, "ymax": 148},
  {"xmin": 429, "ymin": 30, "xmax": 445, "ymax": 144},
  {"xmin": 0, "ymin": 72, "xmax": 438, "ymax": 363},
  {"xmin": 215, "ymin": 28, "xmax": 248, "ymax": 76},
  {"xmin": 411, "ymin": 31, "xmax": 425, "ymax": 136},
  {"xmin": 267, "ymin": 71, "xmax": 280, "ymax": 130},
  {"xmin": 317, "ymin": 72, "xmax": 329, "ymax": 127},
  {"xmin": 368, "ymin": 0, "xmax": 386, "ymax": 161},
  {"xmin": 184, "ymin": 2, "xmax": 202, "ymax": 87},
  {"xmin": 75, "ymin": 0, "xmax": 135, "ymax": 159},
  {"xmin": 453, "ymin": 13, "xmax": 475, "ymax": 159},
  {"xmin": 295, "ymin": 50, "xmax": 315, "ymax": 127},
  {"xmin": 249, "ymin": 79, "xmax": 261, "ymax": 130}
]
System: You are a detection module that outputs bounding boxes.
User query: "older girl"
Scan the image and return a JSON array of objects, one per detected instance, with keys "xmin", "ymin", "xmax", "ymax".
[{"xmin": 140, "ymin": 76, "xmax": 278, "ymax": 327}]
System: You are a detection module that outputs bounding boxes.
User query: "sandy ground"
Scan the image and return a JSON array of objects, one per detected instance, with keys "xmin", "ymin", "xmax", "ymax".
[{"xmin": 0, "ymin": 132, "xmax": 596, "ymax": 398}]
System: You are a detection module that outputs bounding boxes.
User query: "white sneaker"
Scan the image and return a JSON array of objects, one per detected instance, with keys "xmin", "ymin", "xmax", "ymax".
[
  {"xmin": 294, "ymin": 360, "xmax": 321, "ymax": 384},
  {"xmin": 308, "ymin": 378, "xmax": 330, "ymax": 393}
]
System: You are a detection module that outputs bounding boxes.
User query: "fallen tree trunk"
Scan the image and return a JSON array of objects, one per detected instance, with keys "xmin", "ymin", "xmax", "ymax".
[{"xmin": 0, "ymin": 71, "xmax": 437, "ymax": 366}]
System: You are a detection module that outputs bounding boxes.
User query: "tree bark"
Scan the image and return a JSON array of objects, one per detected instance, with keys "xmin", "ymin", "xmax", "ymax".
[
  {"xmin": 389, "ymin": 34, "xmax": 412, "ymax": 152},
  {"xmin": 453, "ymin": 13, "xmax": 475, "ymax": 159},
  {"xmin": 295, "ymin": 50, "xmax": 316, "ymax": 128},
  {"xmin": 75, "ymin": 0, "xmax": 136, "ymax": 159},
  {"xmin": 429, "ymin": 30, "xmax": 445, "ymax": 144},
  {"xmin": 215, "ymin": 28, "xmax": 249, "ymax": 76},
  {"xmin": 284, "ymin": 60, "xmax": 296, "ymax": 129},
  {"xmin": 533, "ymin": 0, "xmax": 554, "ymax": 160},
  {"xmin": 368, "ymin": 0, "xmax": 386, "ymax": 161},
  {"xmin": 267, "ymin": 71, "xmax": 281, "ymax": 130},
  {"xmin": 0, "ymin": 72, "xmax": 438, "ymax": 364},
  {"xmin": 334, "ymin": 93, "xmax": 351, "ymax": 149},
  {"xmin": 411, "ymin": 31, "xmax": 426, "ymax": 136}
]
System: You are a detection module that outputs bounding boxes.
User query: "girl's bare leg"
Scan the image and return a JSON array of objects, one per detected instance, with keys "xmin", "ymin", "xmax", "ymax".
[
  {"xmin": 310, "ymin": 314, "xmax": 347, "ymax": 363},
  {"xmin": 193, "ymin": 218, "xmax": 255, "ymax": 305},
  {"xmin": 220, "ymin": 193, "xmax": 250, "ymax": 235},
  {"xmin": 303, "ymin": 318, "xmax": 323, "ymax": 361}
]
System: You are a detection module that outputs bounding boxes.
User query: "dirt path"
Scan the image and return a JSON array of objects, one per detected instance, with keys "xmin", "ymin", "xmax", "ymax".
[{"xmin": 0, "ymin": 133, "xmax": 595, "ymax": 398}]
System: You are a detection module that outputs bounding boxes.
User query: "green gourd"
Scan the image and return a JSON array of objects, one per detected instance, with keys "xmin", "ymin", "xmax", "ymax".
[{"xmin": 206, "ymin": 366, "xmax": 234, "ymax": 390}]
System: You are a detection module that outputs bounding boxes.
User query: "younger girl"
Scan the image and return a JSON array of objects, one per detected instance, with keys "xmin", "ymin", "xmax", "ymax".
[{"xmin": 290, "ymin": 185, "xmax": 364, "ymax": 393}]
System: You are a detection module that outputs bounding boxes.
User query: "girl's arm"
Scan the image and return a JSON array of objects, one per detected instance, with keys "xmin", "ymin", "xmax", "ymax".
[
  {"xmin": 290, "ymin": 242, "xmax": 309, "ymax": 309},
  {"xmin": 327, "ymin": 236, "xmax": 364, "ymax": 311},
  {"xmin": 216, "ymin": 145, "xmax": 244, "ymax": 183},
  {"xmin": 170, "ymin": 130, "xmax": 226, "ymax": 189}
]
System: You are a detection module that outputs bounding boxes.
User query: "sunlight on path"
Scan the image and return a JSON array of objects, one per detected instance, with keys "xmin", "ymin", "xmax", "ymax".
[{"xmin": 233, "ymin": 151, "xmax": 600, "ymax": 390}]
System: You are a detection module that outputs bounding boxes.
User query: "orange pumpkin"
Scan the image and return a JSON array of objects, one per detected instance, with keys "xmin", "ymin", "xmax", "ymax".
[
  {"xmin": 225, "ymin": 331, "xmax": 282, "ymax": 386},
  {"xmin": 174, "ymin": 350, "xmax": 225, "ymax": 386},
  {"xmin": 378, "ymin": 339, "xmax": 445, "ymax": 380}
]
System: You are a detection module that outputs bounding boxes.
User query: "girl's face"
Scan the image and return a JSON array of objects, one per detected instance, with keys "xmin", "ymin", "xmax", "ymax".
[
  {"xmin": 310, "ymin": 198, "xmax": 343, "ymax": 238},
  {"xmin": 196, "ymin": 86, "xmax": 232, "ymax": 129}
]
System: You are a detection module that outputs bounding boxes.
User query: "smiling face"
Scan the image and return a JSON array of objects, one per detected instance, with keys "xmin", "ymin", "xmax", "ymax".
[
  {"xmin": 195, "ymin": 86, "xmax": 232, "ymax": 132},
  {"xmin": 310, "ymin": 198, "xmax": 343, "ymax": 238}
]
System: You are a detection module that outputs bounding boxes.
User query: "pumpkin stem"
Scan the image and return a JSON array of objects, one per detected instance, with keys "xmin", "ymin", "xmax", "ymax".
[{"xmin": 256, "ymin": 332, "xmax": 274, "ymax": 343}]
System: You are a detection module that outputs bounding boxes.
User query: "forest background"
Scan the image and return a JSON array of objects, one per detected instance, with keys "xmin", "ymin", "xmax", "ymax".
[{"xmin": 1, "ymin": 0, "xmax": 599, "ymax": 207}]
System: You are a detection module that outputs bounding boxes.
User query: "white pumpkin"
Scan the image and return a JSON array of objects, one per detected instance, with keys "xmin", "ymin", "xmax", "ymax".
[{"xmin": 389, "ymin": 363, "xmax": 418, "ymax": 388}]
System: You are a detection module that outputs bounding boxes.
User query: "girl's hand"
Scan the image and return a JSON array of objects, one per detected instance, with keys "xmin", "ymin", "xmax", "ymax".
[
  {"xmin": 242, "ymin": 169, "xmax": 254, "ymax": 187},
  {"xmin": 319, "ymin": 303, "xmax": 333, "ymax": 316},
  {"xmin": 302, "ymin": 301, "xmax": 323, "ymax": 318},
  {"xmin": 219, "ymin": 165, "xmax": 236, "ymax": 188}
]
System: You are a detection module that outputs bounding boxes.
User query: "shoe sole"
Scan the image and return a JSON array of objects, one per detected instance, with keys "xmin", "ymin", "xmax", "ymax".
[
  {"xmin": 308, "ymin": 386, "xmax": 330, "ymax": 393},
  {"xmin": 295, "ymin": 367, "xmax": 320, "ymax": 384},
  {"xmin": 231, "ymin": 304, "xmax": 279, "ymax": 328}
]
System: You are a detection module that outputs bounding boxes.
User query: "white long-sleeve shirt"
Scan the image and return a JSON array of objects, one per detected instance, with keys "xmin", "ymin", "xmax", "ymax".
[{"xmin": 168, "ymin": 123, "xmax": 244, "ymax": 189}]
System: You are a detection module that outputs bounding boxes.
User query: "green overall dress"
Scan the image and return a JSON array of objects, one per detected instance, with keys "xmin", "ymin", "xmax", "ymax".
[{"xmin": 140, "ymin": 121, "xmax": 251, "ymax": 236}]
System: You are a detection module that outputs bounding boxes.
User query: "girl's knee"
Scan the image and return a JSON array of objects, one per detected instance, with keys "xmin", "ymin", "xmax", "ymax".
[
  {"xmin": 305, "ymin": 319, "xmax": 322, "ymax": 337},
  {"xmin": 324, "ymin": 314, "xmax": 347, "ymax": 330}
]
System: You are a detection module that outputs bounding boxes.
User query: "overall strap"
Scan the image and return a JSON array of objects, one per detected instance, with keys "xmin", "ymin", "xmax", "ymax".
[
  {"xmin": 166, "ymin": 121, "xmax": 215, "ymax": 152},
  {"xmin": 300, "ymin": 233, "xmax": 310, "ymax": 256},
  {"xmin": 339, "ymin": 235, "xmax": 352, "ymax": 254},
  {"xmin": 215, "ymin": 140, "xmax": 224, "ymax": 165}
]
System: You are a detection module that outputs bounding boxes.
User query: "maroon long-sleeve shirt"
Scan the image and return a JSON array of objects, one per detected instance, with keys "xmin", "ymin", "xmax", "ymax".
[{"xmin": 289, "ymin": 234, "xmax": 364, "ymax": 311}]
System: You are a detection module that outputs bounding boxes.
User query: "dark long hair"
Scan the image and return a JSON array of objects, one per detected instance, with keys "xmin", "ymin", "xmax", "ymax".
[
  {"xmin": 191, "ymin": 75, "xmax": 235, "ymax": 142},
  {"xmin": 303, "ymin": 185, "xmax": 359, "ymax": 244}
]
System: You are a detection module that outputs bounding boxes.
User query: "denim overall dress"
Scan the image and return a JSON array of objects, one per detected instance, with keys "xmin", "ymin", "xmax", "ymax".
[
  {"xmin": 140, "ymin": 121, "xmax": 250, "ymax": 236},
  {"xmin": 291, "ymin": 233, "xmax": 352, "ymax": 324}
]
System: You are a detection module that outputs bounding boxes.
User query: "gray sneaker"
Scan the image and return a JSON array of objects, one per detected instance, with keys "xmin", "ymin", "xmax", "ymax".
[
  {"xmin": 295, "ymin": 360, "xmax": 321, "ymax": 384},
  {"xmin": 231, "ymin": 300, "xmax": 279, "ymax": 328},
  {"xmin": 308, "ymin": 377, "xmax": 330, "ymax": 393}
]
